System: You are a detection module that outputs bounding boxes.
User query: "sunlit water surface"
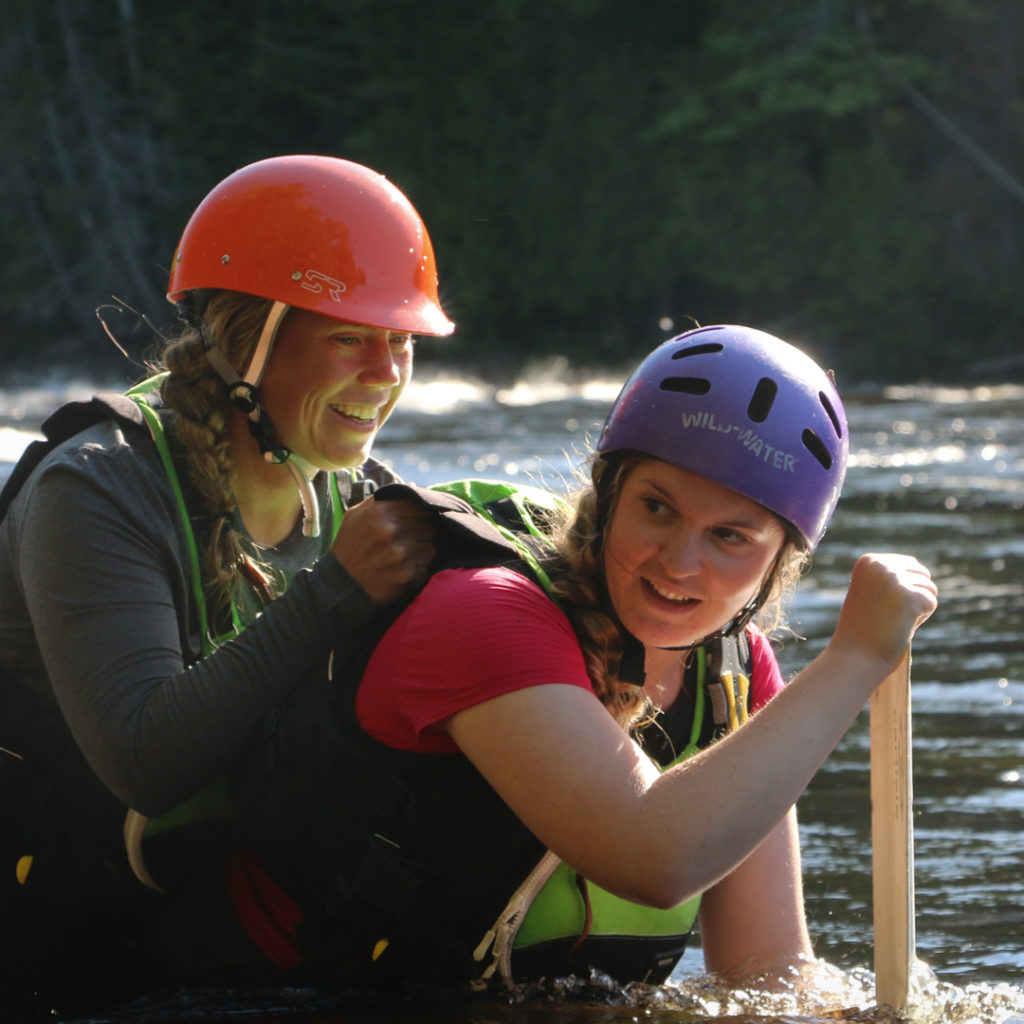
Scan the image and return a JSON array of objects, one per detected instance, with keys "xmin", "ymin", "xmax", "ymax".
[{"xmin": 1, "ymin": 363, "xmax": 1022, "ymax": 1024}]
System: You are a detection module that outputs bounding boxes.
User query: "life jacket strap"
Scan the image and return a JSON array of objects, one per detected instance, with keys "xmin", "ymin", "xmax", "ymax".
[
  {"xmin": 472, "ymin": 849, "xmax": 562, "ymax": 988},
  {"xmin": 123, "ymin": 810, "xmax": 164, "ymax": 893}
]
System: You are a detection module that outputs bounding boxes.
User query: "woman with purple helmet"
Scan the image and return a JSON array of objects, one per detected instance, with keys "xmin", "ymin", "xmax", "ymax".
[
  {"xmin": 462, "ymin": 325, "xmax": 933, "ymax": 984},
  {"xmin": 544, "ymin": 323, "xmax": 863, "ymax": 981},
  {"xmin": 223, "ymin": 324, "xmax": 937, "ymax": 997}
]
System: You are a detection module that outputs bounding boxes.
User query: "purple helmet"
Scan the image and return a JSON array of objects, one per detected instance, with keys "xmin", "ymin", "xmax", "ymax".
[{"xmin": 596, "ymin": 325, "xmax": 848, "ymax": 550}]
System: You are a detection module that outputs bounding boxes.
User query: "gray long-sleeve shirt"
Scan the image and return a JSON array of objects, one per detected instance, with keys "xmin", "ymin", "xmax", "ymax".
[{"xmin": 0, "ymin": 412, "xmax": 396, "ymax": 816}]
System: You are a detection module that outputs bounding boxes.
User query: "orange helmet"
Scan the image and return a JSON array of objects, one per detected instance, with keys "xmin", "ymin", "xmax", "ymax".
[{"xmin": 166, "ymin": 154, "xmax": 453, "ymax": 336}]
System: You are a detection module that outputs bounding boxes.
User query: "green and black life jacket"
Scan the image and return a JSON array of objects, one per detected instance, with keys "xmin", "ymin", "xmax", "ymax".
[
  {"xmin": 487, "ymin": 631, "xmax": 752, "ymax": 988},
  {"xmin": 231, "ymin": 480, "xmax": 755, "ymax": 990},
  {"xmin": 0, "ymin": 384, "xmax": 366, "ymax": 935}
]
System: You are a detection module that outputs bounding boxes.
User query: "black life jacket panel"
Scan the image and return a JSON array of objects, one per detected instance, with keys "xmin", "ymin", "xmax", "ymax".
[
  {"xmin": 0, "ymin": 394, "xmax": 151, "ymax": 519},
  {"xmin": 0, "ymin": 390, "xmax": 396, "ymax": 1012},
  {"xmin": 232, "ymin": 482, "xmax": 555, "ymax": 986}
]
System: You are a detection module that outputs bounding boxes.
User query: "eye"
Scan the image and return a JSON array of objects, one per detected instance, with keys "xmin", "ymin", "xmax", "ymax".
[
  {"xmin": 390, "ymin": 333, "xmax": 415, "ymax": 350},
  {"xmin": 640, "ymin": 495, "xmax": 672, "ymax": 517},
  {"xmin": 332, "ymin": 333, "xmax": 362, "ymax": 346},
  {"xmin": 712, "ymin": 526, "xmax": 748, "ymax": 545}
]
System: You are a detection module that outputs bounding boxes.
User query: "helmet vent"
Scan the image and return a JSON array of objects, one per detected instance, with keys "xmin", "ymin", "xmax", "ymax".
[
  {"xmin": 746, "ymin": 377, "xmax": 778, "ymax": 423},
  {"xmin": 819, "ymin": 391, "xmax": 843, "ymax": 439},
  {"xmin": 660, "ymin": 376, "xmax": 712, "ymax": 395},
  {"xmin": 671, "ymin": 342, "xmax": 723, "ymax": 360},
  {"xmin": 802, "ymin": 428, "xmax": 833, "ymax": 470}
]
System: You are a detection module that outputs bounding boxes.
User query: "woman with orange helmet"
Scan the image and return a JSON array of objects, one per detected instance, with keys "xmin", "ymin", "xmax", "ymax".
[
  {"xmin": 166, "ymin": 153, "xmax": 454, "ymax": 541},
  {"xmin": 0, "ymin": 156, "xmax": 452, "ymax": 1015}
]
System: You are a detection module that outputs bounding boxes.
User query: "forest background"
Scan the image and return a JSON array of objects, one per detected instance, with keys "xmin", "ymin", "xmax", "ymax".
[{"xmin": 2, "ymin": 0, "xmax": 1022, "ymax": 385}]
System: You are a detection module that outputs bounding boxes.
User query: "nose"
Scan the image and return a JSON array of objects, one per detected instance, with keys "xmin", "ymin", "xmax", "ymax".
[
  {"xmin": 358, "ymin": 333, "xmax": 403, "ymax": 386},
  {"xmin": 659, "ymin": 526, "xmax": 703, "ymax": 578}
]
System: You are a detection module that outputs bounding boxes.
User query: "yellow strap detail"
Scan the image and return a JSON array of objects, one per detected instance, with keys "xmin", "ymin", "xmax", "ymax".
[
  {"xmin": 721, "ymin": 671, "xmax": 739, "ymax": 731},
  {"xmin": 737, "ymin": 672, "xmax": 750, "ymax": 724},
  {"xmin": 16, "ymin": 855, "xmax": 33, "ymax": 885}
]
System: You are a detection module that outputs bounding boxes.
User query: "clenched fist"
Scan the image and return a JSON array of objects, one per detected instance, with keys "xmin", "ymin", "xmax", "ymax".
[
  {"xmin": 331, "ymin": 494, "xmax": 436, "ymax": 605},
  {"xmin": 831, "ymin": 553, "xmax": 939, "ymax": 672}
]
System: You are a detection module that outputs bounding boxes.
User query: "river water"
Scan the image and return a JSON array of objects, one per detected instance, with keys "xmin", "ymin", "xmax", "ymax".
[{"xmin": 1, "ymin": 362, "xmax": 1022, "ymax": 1024}]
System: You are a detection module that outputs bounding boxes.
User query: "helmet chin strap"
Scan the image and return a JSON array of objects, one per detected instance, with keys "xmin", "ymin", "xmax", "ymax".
[
  {"xmin": 201, "ymin": 300, "xmax": 322, "ymax": 538},
  {"xmin": 600, "ymin": 582, "xmax": 765, "ymax": 685},
  {"xmin": 654, "ymin": 573, "xmax": 772, "ymax": 653},
  {"xmin": 598, "ymin": 544, "xmax": 774, "ymax": 663}
]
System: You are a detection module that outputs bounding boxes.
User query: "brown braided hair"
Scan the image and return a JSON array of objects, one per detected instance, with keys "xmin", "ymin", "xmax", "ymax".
[{"xmin": 150, "ymin": 290, "xmax": 279, "ymax": 633}]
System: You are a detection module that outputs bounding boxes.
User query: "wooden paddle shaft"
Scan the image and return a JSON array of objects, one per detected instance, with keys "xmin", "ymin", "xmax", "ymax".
[{"xmin": 870, "ymin": 648, "xmax": 916, "ymax": 1010}]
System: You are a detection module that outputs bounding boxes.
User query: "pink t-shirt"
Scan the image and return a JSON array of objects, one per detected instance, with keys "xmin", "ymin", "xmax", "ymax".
[{"xmin": 356, "ymin": 566, "xmax": 784, "ymax": 753}]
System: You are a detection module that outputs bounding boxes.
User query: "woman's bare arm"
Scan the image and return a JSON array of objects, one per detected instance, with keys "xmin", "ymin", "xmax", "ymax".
[
  {"xmin": 446, "ymin": 552, "xmax": 937, "ymax": 909},
  {"xmin": 698, "ymin": 808, "xmax": 812, "ymax": 973}
]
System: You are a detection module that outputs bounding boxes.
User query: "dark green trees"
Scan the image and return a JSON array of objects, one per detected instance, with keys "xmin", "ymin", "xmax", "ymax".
[{"xmin": 2, "ymin": 0, "xmax": 1020, "ymax": 381}]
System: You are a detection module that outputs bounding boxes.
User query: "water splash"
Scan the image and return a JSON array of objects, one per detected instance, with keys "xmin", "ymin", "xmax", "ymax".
[
  {"xmin": 499, "ymin": 959, "xmax": 1024, "ymax": 1024},
  {"xmin": 47, "ymin": 968, "xmax": 1024, "ymax": 1024}
]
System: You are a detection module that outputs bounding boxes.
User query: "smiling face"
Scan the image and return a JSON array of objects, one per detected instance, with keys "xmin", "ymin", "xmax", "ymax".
[
  {"xmin": 602, "ymin": 459, "xmax": 786, "ymax": 649},
  {"xmin": 257, "ymin": 308, "xmax": 414, "ymax": 470}
]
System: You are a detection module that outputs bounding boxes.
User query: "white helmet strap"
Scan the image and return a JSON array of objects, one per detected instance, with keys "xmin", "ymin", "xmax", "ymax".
[
  {"xmin": 201, "ymin": 300, "xmax": 323, "ymax": 538},
  {"xmin": 202, "ymin": 300, "xmax": 290, "ymax": 413}
]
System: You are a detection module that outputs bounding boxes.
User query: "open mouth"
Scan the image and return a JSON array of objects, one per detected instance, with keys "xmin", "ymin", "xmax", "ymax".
[
  {"xmin": 330, "ymin": 403, "xmax": 381, "ymax": 426},
  {"xmin": 644, "ymin": 578, "xmax": 698, "ymax": 606}
]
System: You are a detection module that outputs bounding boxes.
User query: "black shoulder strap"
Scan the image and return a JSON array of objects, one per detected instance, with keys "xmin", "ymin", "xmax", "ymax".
[
  {"xmin": 371, "ymin": 482, "xmax": 533, "ymax": 573},
  {"xmin": 0, "ymin": 393, "xmax": 147, "ymax": 768},
  {"xmin": 319, "ymin": 481, "xmax": 554, "ymax": 728},
  {"xmin": 0, "ymin": 394, "xmax": 146, "ymax": 522}
]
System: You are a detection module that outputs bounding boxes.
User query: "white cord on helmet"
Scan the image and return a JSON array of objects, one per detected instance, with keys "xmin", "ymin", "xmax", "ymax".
[
  {"xmin": 201, "ymin": 299, "xmax": 323, "ymax": 537},
  {"xmin": 284, "ymin": 457, "xmax": 321, "ymax": 538}
]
